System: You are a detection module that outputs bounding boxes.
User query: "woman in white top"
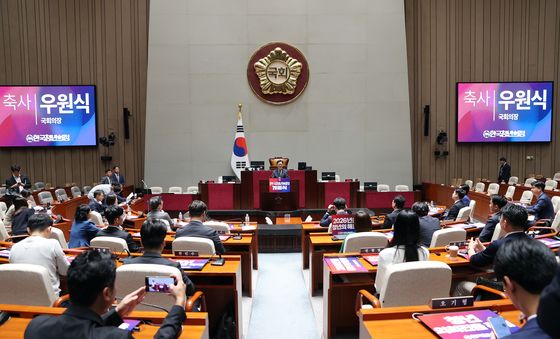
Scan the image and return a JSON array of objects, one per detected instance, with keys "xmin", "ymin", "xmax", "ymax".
[{"xmin": 375, "ymin": 210, "xmax": 430, "ymax": 293}]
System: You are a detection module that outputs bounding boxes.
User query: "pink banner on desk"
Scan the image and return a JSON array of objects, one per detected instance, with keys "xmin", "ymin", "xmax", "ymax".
[
  {"xmin": 323, "ymin": 182, "xmax": 354, "ymax": 207},
  {"xmin": 143, "ymin": 194, "xmax": 196, "ymax": 212},
  {"xmin": 251, "ymin": 170, "xmax": 306, "ymax": 209},
  {"xmin": 362, "ymin": 191, "xmax": 415, "ymax": 209}
]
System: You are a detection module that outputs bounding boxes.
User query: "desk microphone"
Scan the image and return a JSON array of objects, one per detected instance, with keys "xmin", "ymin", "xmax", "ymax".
[
  {"xmin": 211, "ymin": 253, "xmax": 225, "ymax": 266},
  {"xmin": 141, "ymin": 179, "xmax": 148, "ymax": 189}
]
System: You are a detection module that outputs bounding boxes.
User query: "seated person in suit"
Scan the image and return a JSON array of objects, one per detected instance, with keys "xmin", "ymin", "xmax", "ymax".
[
  {"xmin": 24, "ymin": 250, "xmax": 187, "ymax": 339},
  {"xmin": 175, "ymin": 200, "xmax": 225, "ymax": 254},
  {"xmin": 122, "ymin": 219, "xmax": 195, "ymax": 295},
  {"xmin": 382, "ymin": 195, "xmax": 406, "ymax": 229},
  {"xmin": 100, "ymin": 169, "xmax": 112, "ymax": 185},
  {"xmin": 111, "ymin": 165, "xmax": 125, "ymax": 185},
  {"xmin": 375, "ymin": 210, "xmax": 429, "ymax": 293},
  {"xmin": 5, "ymin": 164, "xmax": 32, "ymax": 195},
  {"xmin": 478, "ymin": 195, "xmax": 508, "ymax": 242},
  {"xmin": 95, "ymin": 206, "xmax": 139, "ymax": 252},
  {"xmin": 147, "ymin": 196, "xmax": 175, "ymax": 230},
  {"xmin": 354, "ymin": 210, "xmax": 373, "ymax": 233},
  {"xmin": 412, "ymin": 201, "xmax": 440, "ymax": 247},
  {"xmin": 494, "ymin": 237, "xmax": 556, "ymax": 338},
  {"xmin": 526, "ymin": 181, "xmax": 555, "ymax": 221},
  {"xmin": 538, "ymin": 265, "xmax": 560, "ymax": 337},
  {"xmin": 4, "ymin": 190, "xmax": 33, "ymax": 227},
  {"xmin": 10, "ymin": 197, "xmax": 36, "ymax": 236},
  {"xmin": 271, "ymin": 160, "xmax": 289, "ymax": 179},
  {"xmin": 68, "ymin": 204, "xmax": 100, "ymax": 248},
  {"xmin": 467, "ymin": 203, "xmax": 529, "ymax": 268},
  {"xmin": 443, "ymin": 188, "xmax": 467, "ymax": 221},
  {"xmin": 319, "ymin": 197, "xmax": 350, "ymax": 227},
  {"xmin": 10, "ymin": 214, "xmax": 69, "ymax": 297},
  {"xmin": 460, "ymin": 184, "xmax": 471, "ymax": 206},
  {"xmin": 88, "ymin": 190, "xmax": 106, "ymax": 214}
]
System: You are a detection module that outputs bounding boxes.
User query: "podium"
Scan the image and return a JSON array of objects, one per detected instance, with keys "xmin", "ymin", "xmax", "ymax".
[{"xmin": 259, "ymin": 181, "xmax": 299, "ymax": 211}]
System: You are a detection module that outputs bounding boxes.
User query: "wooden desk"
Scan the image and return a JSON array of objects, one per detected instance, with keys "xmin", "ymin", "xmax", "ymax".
[
  {"xmin": 51, "ymin": 195, "xmax": 89, "ymax": 220},
  {"xmin": 358, "ymin": 300, "xmax": 519, "ymax": 339},
  {"xmin": 227, "ymin": 222, "xmax": 259, "ymax": 269},
  {"xmin": 301, "ymin": 222, "xmax": 327, "ymax": 269},
  {"xmin": 0, "ymin": 303, "xmax": 209, "ymax": 339}
]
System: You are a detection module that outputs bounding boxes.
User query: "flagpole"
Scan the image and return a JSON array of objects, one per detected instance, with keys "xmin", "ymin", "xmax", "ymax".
[{"xmin": 238, "ymin": 103, "xmax": 242, "ymax": 120}]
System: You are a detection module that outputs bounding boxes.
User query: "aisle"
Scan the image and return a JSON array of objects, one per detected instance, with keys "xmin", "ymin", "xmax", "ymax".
[{"xmin": 246, "ymin": 253, "xmax": 320, "ymax": 339}]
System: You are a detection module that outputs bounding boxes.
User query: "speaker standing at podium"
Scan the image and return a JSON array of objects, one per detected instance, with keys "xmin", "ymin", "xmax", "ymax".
[{"xmin": 271, "ymin": 160, "xmax": 289, "ymax": 179}]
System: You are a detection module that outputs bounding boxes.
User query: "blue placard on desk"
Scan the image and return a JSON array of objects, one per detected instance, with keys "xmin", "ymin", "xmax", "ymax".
[{"xmin": 269, "ymin": 178, "xmax": 290, "ymax": 192}]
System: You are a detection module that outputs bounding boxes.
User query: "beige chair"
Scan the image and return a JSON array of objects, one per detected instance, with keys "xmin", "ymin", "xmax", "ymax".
[
  {"xmin": 217, "ymin": 176, "xmax": 223, "ymax": 184},
  {"xmin": 507, "ymin": 176, "xmax": 519, "ymax": 185},
  {"xmin": 430, "ymin": 228, "xmax": 467, "ymax": 248},
  {"xmin": 341, "ymin": 233, "xmax": 388, "ymax": 253},
  {"xmin": 0, "ymin": 201, "xmax": 6, "ymax": 219},
  {"xmin": 168, "ymin": 186, "xmax": 182, "ymax": 194},
  {"xmin": 334, "ymin": 174, "xmax": 341, "ymax": 182},
  {"xmin": 377, "ymin": 184, "xmax": 390, "ymax": 192},
  {"xmin": 553, "ymin": 172, "xmax": 560, "ymax": 181},
  {"xmin": 91, "ymin": 236, "xmax": 128, "ymax": 252},
  {"xmin": 89, "ymin": 211, "xmax": 104, "ymax": 226},
  {"xmin": 83, "ymin": 186, "xmax": 92, "ymax": 195},
  {"xmin": 474, "ymin": 182, "xmax": 485, "ymax": 193},
  {"xmin": 544, "ymin": 180, "xmax": 558, "ymax": 191},
  {"xmin": 33, "ymin": 182, "xmax": 46, "ymax": 191},
  {"xmin": 0, "ymin": 187, "xmax": 6, "ymax": 197},
  {"xmin": 524, "ymin": 177, "xmax": 537, "ymax": 187},
  {"xmin": 491, "ymin": 223, "xmax": 506, "ymax": 242},
  {"xmin": 487, "ymin": 183, "xmax": 500, "ymax": 195},
  {"xmin": 70, "ymin": 186, "xmax": 82, "ymax": 198},
  {"xmin": 520, "ymin": 191, "xmax": 533, "ymax": 204},
  {"xmin": 395, "ymin": 185, "xmax": 409, "ymax": 192},
  {"xmin": 49, "ymin": 227, "xmax": 68, "ymax": 249},
  {"xmin": 0, "ymin": 264, "xmax": 67, "ymax": 306},
  {"xmin": 456, "ymin": 206, "xmax": 472, "ymax": 221},
  {"xmin": 551, "ymin": 196, "xmax": 560, "ymax": 214},
  {"xmin": 150, "ymin": 186, "xmax": 163, "ymax": 194},
  {"xmin": 0, "ymin": 219, "xmax": 10, "ymax": 242},
  {"xmin": 203, "ymin": 220, "xmax": 230, "ymax": 234},
  {"xmin": 38, "ymin": 191, "xmax": 55, "ymax": 205},
  {"xmin": 505, "ymin": 186, "xmax": 516, "ymax": 200},
  {"xmin": 468, "ymin": 200, "xmax": 476, "ymax": 221},
  {"xmin": 356, "ymin": 261, "xmax": 452, "ymax": 308},
  {"xmin": 269, "ymin": 157, "xmax": 289, "ymax": 170},
  {"xmin": 172, "ymin": 237, "xmax": 215, "ymax": 255},
  {"xmin": 55, "ymin": 188, "xmax": 68, "ymax": 202},
  {"xmin": 186, "ymin": 186, "xmax": 199, "ymax": 194},
  {"xmin": 550, "ymin": 210, "xmax": 560, "ymax": 232},
  {"xmin": 464, "ymin": 180, "xmax": 473, "ymax": 189}
]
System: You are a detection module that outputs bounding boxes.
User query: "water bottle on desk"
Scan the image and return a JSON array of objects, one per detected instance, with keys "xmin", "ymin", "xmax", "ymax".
[{"xmin": 244, "ymin": 213, "xmax": 250, "ymax": 227}]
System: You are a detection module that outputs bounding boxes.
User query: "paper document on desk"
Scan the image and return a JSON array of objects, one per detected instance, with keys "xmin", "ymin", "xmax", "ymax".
[
  {"xmin": 324, "ymin": 256, "xmax": 368, "ymax": 273},
  {"xmin": 241, "ymin": 225, "xmax": 256, "ymax": 231}
]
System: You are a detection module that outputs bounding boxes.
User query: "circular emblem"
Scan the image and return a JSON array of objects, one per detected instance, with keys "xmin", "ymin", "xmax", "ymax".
[
  {"xmin": 247, "ymin": 42, "xmax": 309, "ymax": 105},
  {"xmin": 233, "ymin": 137, "xmax": 248, "ymax": 157}
]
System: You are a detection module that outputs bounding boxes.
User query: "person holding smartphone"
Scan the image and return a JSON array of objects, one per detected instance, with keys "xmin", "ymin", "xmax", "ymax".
[{"xmin": 5, "ymin": 164, "xmax": 32, "ymax": 195}]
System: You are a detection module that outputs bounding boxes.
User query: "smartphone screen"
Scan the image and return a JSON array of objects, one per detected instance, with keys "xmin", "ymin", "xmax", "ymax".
[
  {"xmin": 488, "ymin": 316, "xmax": 512, "ymax": 338},
  {"xmin": 145, "ymin": 276, "xmax": 175, "ymax": 293}
]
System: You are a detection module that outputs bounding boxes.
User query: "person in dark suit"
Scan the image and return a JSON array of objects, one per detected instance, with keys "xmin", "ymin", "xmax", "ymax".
[
  {"xmin": 24, "ymin": 250, "xmax": 187, "ymax": 339},
  {"xmin": 412, "ymin": 201, "xmax": 440, "ymax": 247},
  {"xmin": 467, "ymin": 203, "xmax": 529, "ymax": 267},
  {"xmin": 122, "ymin": 219, "xmax": 195, "ymax": 295},
  {"xmin": 88, "ymin": 190, "xmax": 106, "ymax": 214},
  {"xmin": 478, "ymin": 195, "xmax": 508, "ymax": 242},
  {"xmin": 443, "ymin": 188, "xmax": 467, "ymax": 221},
  {"xmin": 10, "ymin": 197, "xmax": 35, "ymax": 236},
  {"xmin": 175, "ymin": 200, "xmax": 225, "ymax": 254},
  {"xmin": 498, "ymin": 157, "xmax": 511, "ymax": 183},
  {"xmin": 68, "ymin": 204, "xmax": 100, "ymax": 248},
  {"xmin": 526, "ymin": 181, "xmax": 555, "ymax": 221},
  {"xmin": 95, "ymin": 206, "xmax": 139, "ymax": 252},
  {"xmin": 494, "ymin": 237, "xmax": 557, "ymax": 338},
  {"xmin": 538, "ymin": 266, "xmax": 560, "ymax": 337},
  {"xmin": 271, "ymin": 160, "xmax": 289, "ymax": 179},
  {"xmin": 100, "ymin": 169, "xmax": 112, "ymax": 185},
  {"xmin": 382, "ymin": 195, "xmax": 406, "ymax": 228},
  {"xmin": 110, "ymin": 165, "xmax": 125, "ymax": 185},
  {"xmin": 5, "ymin": 164, "xmax": 32, "ymax": 195},
  {"xmin": 319, "ymin": 197, "xmax": 350, "ymax": 227},
  {"xmin": 459, "ymin": 184, "xmax": 471, "ymax": 206}
]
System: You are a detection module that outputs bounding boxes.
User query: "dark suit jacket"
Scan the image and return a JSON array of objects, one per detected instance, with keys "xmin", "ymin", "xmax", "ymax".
[
  {"xmin": 88, "ymin": 200, "xmax": 106, "ymax": 215},
  {"xmin": 527, "ymin": 193, "xmax": 555, "ymax": 221},
  {"xmin": 24, "ymin": 304, "xmax": 185, "ymax": 339},
  {"xmin": 382, "ymin": 208, "xmax": 403, "ymax": 229},
  {"xmin": 443, "ymin": 200, "xmax": 466, "ymax": 221},
  {"xmin": 100, "ymin": 176, "xmax": 111, "ymax": 185},
  {"xmin": 11, "ymin": 208, "xmax": 35, "ymax": 235},
  {"xmin": 470, "ymin": 232, "xmax": 528, "ymax": 267},
  {"xmin": 271, "ymin": 168, "xmax": 289, "ymax": 179},
  {"xmin": 175, "ymin": 220, "xmax": 225, "ymax": 254},
  {"xmin": 418, "ymin": 215, "xmax": 441, "ymax": 247},
  {"xmin": 538, "ymin": 266, "xmax": 560, "ymax": 337},
  {"xmin": 122, "ymin": 252, "xmax": 195, "ymax": 295},
  {"xmin": 498, "ymin": 163, "xmax": 511, "ymax": 183},
  {"xmin": 111, "ymin": 173, "xmax": 125, "ymax": 185},
  {"xmin": 506, "ymin": 317, "xmax": 553, "ymax": 339},
  {"xmin": 5, "ymin": 175, "xmax": 32, "ymax": 194},
  {"xmin": 478, "ymin": 212, "xmax": 502, "ymax": 243},
  {"xmin": 95, "ymin": 226, "xmax": 139, "ymax": 252}
]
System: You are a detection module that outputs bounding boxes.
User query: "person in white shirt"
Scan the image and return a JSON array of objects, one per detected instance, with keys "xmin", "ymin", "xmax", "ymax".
[
  {"xmin": 375, "ymin": 210, "xmax": 429, "ymax": 293},
  {"xmin": 9, "ymin": 213, "xmax": 70, "ymax": 296}
]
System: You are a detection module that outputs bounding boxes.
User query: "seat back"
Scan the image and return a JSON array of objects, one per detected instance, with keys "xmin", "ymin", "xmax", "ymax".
[
  {"xmin": 505, "ymin": 186, "xmax": 515, "ymax": 200},
  {"xmin": 464, "ymin": 180, "xmax": 473, "ymax": 189},
  {"xmin": 395, "ymin": 185, "xmax": 409, "ymax": 192},
  {"xmin": 379, "ymin": 261, "xmax": 452, "ymax": 307},
  {"xmin": 474, "ymin": 182, "xmax": 485, "ymax": 193},
  {"xmin": 342, "ymin": 233, "xmax": 388, "ymax": 253},
  {"xmin": 0, "ymin": 202, "xmax": 6, "ymax": 219},
  {"xmin": 551, "ymin": 210, "xmax": 560, "ymax": 232},
  {"xmin": 487, "ymin": 183, "xmax": 500, "ymax": 195},
  {"xmin": 0, "ymin": 264, "xmax": 57, "ymax": 306},
  {"xmin": 468, "ymin": 200, "xmax": 476, "ymax": 221},
  {"xmin": 524, "ymin": 177, "xmax": 537, "ymax": 187},
  {"xmin": 553, "ymin": 172, "xmax": 560, "ymax": 181},
  {"xmin": 116, "ymin": 264, "xmax": 181, "ymax": 311},
  {"xmin": 186, "ymin": 186, "xmax": 198, "ymax": 194},
  {"xmin": 168, "ymin": 186, "xmax": 183, "ymax": 194},
  {"xmin": 0, "ymin": 219, "xmax": 9, "ymax": 242},
  {"xmin": 83, "ymin": 186, "xmax": 92, "ymax": 195},
  {"xmin": 172, "ymin": 237, "xmax": 215, "ymax": 255},
  {"xmin": 520, "ymin": 191, "xmax": 533, "ymax": 204},
  {"xmin": 203, "ymin": 221, "xmax": 230, "ymax": 234},
  {"xmin": 269, "ymin": 157, "xmax": 289, "ymax": 170},
  {"xmin": 150, "ymin": 186, "xmax": 163, "ymax": 194},
  {"xmin": 89, "ymin": 211, "xmax": 104, "ymax": 226},
  {"xmin": 456, "ymin": 206, "xmax": 472, "ymax": 221},
  {"xmin": 49, "ymin": 227, "xmax": 68, "ymax": 249},
  {"xmin": 335, "ymin": 174, "xmax": 341, "ymax": 182},
  {"xmin": 0, "ymin": 187, "xmax": 5, "ymax": 197},
  {"xmin": 91, "ymin": 236, "xmax": 128, "ymax": 252},
  {"xmin": 70, "ymin": 186, "xmax": 82, "ymax": 198},
  {"xmin": 544, "ymin": 180, "xmax": 558, "ymax": 191},
  {"xmin": 491, "ymin": 223, "xmax": 505, "ymax": 242},
  {"xmin": 551, "ymin": 196, "xmax": 560, "ymax": 214},
  {"xmin": 217, "ymin": 176, "xmax": 223, "ymax": 184},
  {"xmin": 38, "ymin": 191, "xmax": 54, "ymax": 205},
  {"xmin": 55, "ymin": 188, "xmax": 68, "ymax": 202},
  {"xmin": 430, "ymin": 228, "xmax": 467, "ymax": 248},
  {"xmin": 507, "ymin": 176, "xmax": 519, "ymax": 185},
  {"xmin": 377, "ymin": 184, "xmax": 390, "ymax": 192},
  {"xmin": 34, "ymin": 182, "xmax": 46, "ymax": 191}
]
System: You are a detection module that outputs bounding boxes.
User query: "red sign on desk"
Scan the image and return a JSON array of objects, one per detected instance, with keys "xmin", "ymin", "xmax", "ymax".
[{"xmin": 269, "ymin": 178, "xmax": 290, "ymax": 192}]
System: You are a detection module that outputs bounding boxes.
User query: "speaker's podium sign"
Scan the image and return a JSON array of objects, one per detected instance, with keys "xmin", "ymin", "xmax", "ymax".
[
  {"xmin": 269, "ymin": 178, "xmax": 290, "ymax": 192},
  {"xmin": 331, "ymin": 214, "xmax": 355, "ymax": 239}
]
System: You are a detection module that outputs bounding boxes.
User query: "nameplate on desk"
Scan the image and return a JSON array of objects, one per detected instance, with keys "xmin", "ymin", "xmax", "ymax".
[
  {"xmin": 360, "ymin": 247, "xmax": 384, "ymax": 254},
  {"xmin": 0, "ymin": 249, "xmax": 10, "ymax": 258},
  {"xmin": 173, "ymin": 250, "xmax": 199, "ymax": 257},
  {"xmin": 269, "ymin": 178, "xmax": 290, "ymax": 192},
  {"xmin": 538, "ymin": 237, "xmax": 560, "ymax": 249},
  {"xmin": 431, "ymin": 296, "xmax": 474, "ymax": 309}
]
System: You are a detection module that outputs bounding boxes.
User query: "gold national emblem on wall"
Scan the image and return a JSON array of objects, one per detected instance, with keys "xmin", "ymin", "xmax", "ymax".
[{"xmin": 247, "ymin": 42, "xmax": 309, "ymax": 105}]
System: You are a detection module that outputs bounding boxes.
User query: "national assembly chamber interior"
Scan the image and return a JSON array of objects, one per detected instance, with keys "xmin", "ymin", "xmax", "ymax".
[{"xmin": 0, "ymin": 1, "xmax": 559, "ymax": 338}]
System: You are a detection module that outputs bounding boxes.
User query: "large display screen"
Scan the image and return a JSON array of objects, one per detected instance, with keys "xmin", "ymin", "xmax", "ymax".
[
  {"xmin": 457, "ymin": 82, "xmax": 553, "ymax": 143},
  {"xmin": 0, "ymin": 85, "xmax": 97, "ymax": 147}
]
